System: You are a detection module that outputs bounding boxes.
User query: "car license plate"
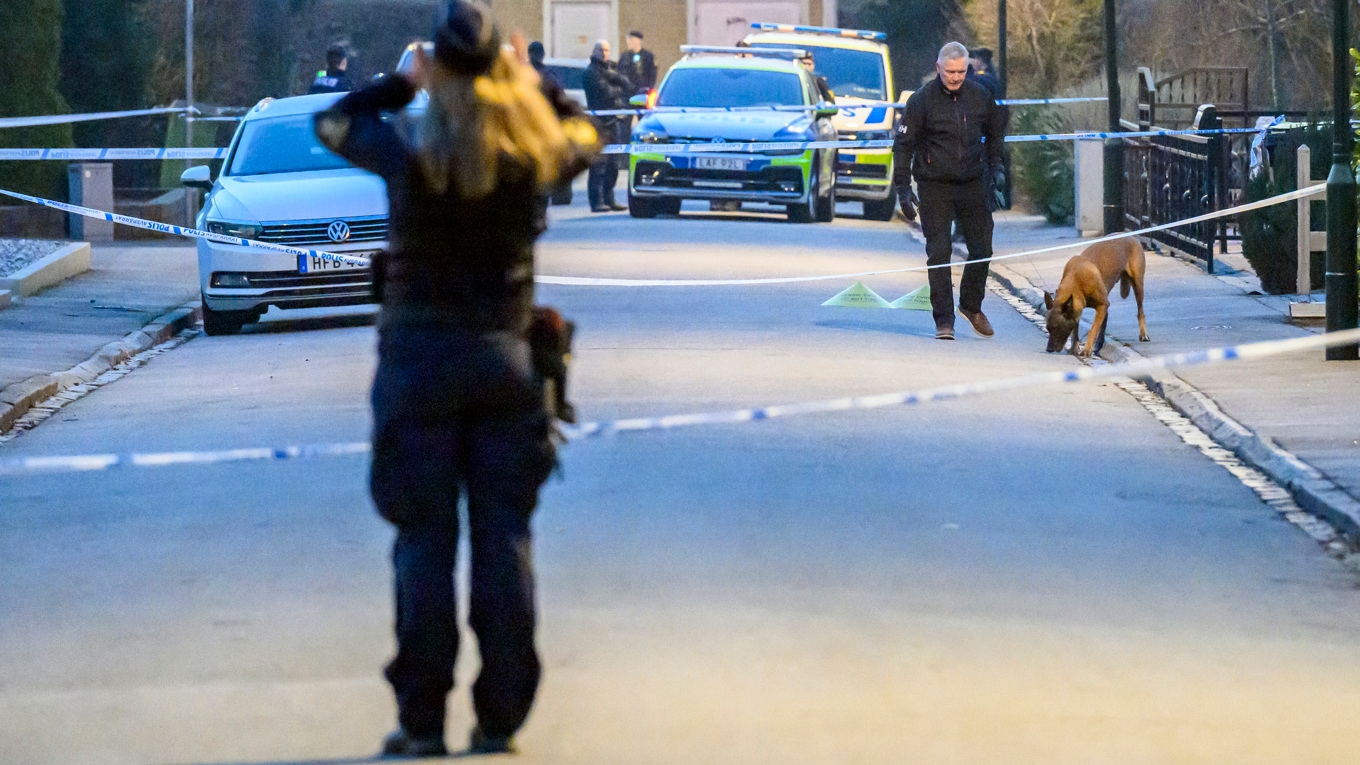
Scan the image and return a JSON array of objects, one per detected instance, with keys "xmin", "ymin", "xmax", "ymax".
[
  {"xmin": 695, "ymin": 156, "xmax": 747, "ymax": 171},
  {"xmin": 298, "ymin": 252, "xmax": 372, "ymax": 274}
]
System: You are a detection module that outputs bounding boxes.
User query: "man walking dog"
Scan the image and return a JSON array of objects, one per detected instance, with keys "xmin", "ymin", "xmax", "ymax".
[{"xmin": 893, "ymin": 41, "xmax": 1006, "ymax": 340}]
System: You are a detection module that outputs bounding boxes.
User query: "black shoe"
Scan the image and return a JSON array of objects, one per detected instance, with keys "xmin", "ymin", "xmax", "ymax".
[
  {"xmin": 468, "ymin": 726, "xmax": 516, "ymax": 754},
  {"xmin": 590, "ymin": 205, "xmax": 611, "ymax": 213},
  {"xmin": 609, "ymin": 203, "xmax": 627, "ymax": 211},
  {"xmin": 935, "ymin": 324, "xmax": 955, "ymax": 340},
  {"xmin": 381, "ymin": 728, "xmax": 448, "ymax": 758}
]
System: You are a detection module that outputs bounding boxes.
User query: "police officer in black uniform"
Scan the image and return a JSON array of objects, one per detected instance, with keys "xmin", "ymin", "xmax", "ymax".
[
  {"xmin": 308, "ymin": 43, "xmax": 355, "ymax": 94},
  {"xmin": 616, "ymin": 30, "xmax": 657, "ymax": 94},
  {"xmin": 893, "ymin": 41, "xmax": 1005, "ymax": 341},
  {"xmin": 313, "ymin": 1, "xmax": 596, "ymax": 756},
  {"xmin": 800, "ymin": 52, "xmax": 835, "ymax": 103}
]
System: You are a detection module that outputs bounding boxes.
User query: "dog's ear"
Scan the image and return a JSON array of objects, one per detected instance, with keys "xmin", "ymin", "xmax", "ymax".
[{"xmin": 1043, "ymin": 291, "xmax": 1053, "ymax": 310}]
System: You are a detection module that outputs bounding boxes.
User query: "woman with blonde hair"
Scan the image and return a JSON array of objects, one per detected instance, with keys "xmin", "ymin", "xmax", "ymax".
[{"xmin": 314, "ymin": 1, "xmax": 596, "ymax": 756}]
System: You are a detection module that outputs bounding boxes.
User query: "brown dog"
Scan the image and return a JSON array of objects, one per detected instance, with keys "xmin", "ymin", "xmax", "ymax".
[{"xmin": 1043, "ymin": 238, "xmax": 1149, "ymax": 356}]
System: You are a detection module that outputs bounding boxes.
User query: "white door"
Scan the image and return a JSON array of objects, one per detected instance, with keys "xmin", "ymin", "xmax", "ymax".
[
  {"xmin": 551, "ymin": 1, "xmax": 612, "ymax": 60},
  {"xmin": 694, "ymin": 0, "xmax": 801, "ymax": 47}
]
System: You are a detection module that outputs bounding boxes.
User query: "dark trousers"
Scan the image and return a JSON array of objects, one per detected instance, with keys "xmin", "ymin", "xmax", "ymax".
[
  {"xmin": 587, "ymin": 119, "xmax": 627, "ymax": 208},
  {"xmin": 918, "ymin": 179, "xmax": 994, "ymax": 327},
  {"xmin": 370, "ymin": 325, "xmax": 556, "ymax": 740}
]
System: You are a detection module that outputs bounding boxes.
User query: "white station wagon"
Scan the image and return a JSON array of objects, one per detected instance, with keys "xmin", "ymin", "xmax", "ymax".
[{"xmin": 181, "ymin": 93, "xmax": 391, "ymax": 335}]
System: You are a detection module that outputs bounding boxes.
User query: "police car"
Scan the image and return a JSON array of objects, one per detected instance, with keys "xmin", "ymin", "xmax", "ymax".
[
  {"xmin": 742, "ymin": 23, "xmax": 907, "ymax": 220},
  {"xmin": 627, "ymin": 46, "xmax": 839, "ymax": 223},
  {"xmin": 180, "ymin": 93, "xmax": 391, "ymax": 335}
]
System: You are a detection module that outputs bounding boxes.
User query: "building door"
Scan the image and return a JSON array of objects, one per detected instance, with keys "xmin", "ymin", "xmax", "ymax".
[
  {"xmin": 693, "ymin": 0, "xmax": 801, "ymax": 47},
  {"xmin": 550, "ymin": 1, "xmax": 612, "ymax": 59}
]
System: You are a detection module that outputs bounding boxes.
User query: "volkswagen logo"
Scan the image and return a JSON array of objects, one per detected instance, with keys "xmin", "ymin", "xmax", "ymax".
[
  {"xmin": 710, "ymin": 137, "xmax": 726, "ymax": 144},
  {"xmin": 327, "ymin": 220, "xmax": 351, "ymax": 242}
]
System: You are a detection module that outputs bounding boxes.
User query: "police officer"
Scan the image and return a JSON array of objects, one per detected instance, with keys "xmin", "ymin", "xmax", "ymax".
[
  {"xmin": 800, "ymin": 52, "xmax": 835, "ymax": 103},
  {"xmin": 308, "ymin": 43, "xmax": 355, "ymax": 94},
  {"xmin": 893, "ymin": 41, "xmax": 1005, "ymax": 341},
  {"xmin": 583, "ymin": 39, "xmax": 632, "ymax": 212},
  {"xmin": 616, "ymin": 30, "xmax": 657, "ymax": 94},
  {"xmin": 313, "ymin": 1, "xmax": 596, "ymax": 756}
]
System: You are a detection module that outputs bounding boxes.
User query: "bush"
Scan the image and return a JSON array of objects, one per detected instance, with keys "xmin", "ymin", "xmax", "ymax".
[
  {"xmin": 1011, "ymin": 106, "xmax": 1074, "ymax": 224},
  {"xmin": 0, "ymin": 0, "xmax": 73, "ymax": 199},
  {"xmin": 1240, "ymin": 123, "xmax": 1328, "ymax": 294}
]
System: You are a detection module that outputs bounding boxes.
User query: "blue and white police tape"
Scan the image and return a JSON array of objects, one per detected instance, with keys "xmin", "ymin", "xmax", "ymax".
[
  {"xmin": 0, "ymin": 188, "xmax": 371, "ymax": 269},
  {"xmin": 0, "ymin": 106, "xmax": 198, "ymax": 130},
  {"xmin": 586, "ymin": 96, "xmax": 1109, "ymax": 116},
  {"xmin": 600, "ymin": 125, "xmax": 1275, "ymax": 154},
  {"xmin": 0, "ymin": 182, "xmax": 1323, "ymax": 286},
  {"xmin": 0, "ymin": 148, "xmax": 227, "ymax": 161},
  {"xmin": 535, "ymin": 183, "xmax": 1325, "ymax": 286},
  {"xmin": 4, "ymin": 327, "xmax": 1359, "ymax": 477}
]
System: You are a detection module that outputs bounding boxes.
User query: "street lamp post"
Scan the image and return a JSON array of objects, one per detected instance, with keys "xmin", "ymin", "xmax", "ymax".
[
  {"xmin": 997, "ymin": 0, "xmax": 1007, "ymax": 98},
  {"xmin": 1102, "ymin": 0, "xmax": 1123, "ymax": 234},
  {"xmin": 184, "ymin": 0, "xmax": 196, "ymax": 225},
  {"xmin": 1326, "ymin": 0, "xmax": 1359, "ymax": 359}
]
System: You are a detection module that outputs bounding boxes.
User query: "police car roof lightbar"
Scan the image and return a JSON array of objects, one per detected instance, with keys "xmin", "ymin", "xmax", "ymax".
[
  {"xmin": 748, "ymin": 22, "xmax": 887, "ymax": 42},
  {"xmin": 679, "ymin": 45, "xmax": 806, "ymax": 59}
]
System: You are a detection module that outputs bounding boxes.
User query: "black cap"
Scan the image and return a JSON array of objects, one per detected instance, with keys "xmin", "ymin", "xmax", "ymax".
[
  {"xmin": 326, "ymin": 43, "xmax": 348, "ymax": 68},
  {"xmin": 972, "ymin": 47, "xmax": 993, "ymax": 64},
  {"xmin": 433, "ymin": 0, "xmax": 500, "ymax": 76},
  {"xmin": 527, "ymin": 40, "xmax": 545, "ymax": 64},
  {"xmin": 627, "ymin": 30, "xmax": 643, "ymax": 39}
]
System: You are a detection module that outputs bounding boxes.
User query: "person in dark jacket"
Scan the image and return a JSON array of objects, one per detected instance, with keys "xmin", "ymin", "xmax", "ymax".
[
  {"xmin": 893, "ymin": 41, "xmax": 1005, "ymax": 341},
  {"xmin": 583, "ymin": 39, "xmax": 632, "ymax": 211},
  {"xmin": 800, "ymin": 52, "xmax": 835, "ymax": 103},
  {"xmin": 617, "ymin": 30, "xmax": 657, "ymax": 94},
  {"xmin": 308, "ymin": 43, "xmax": 355, "ymax": 94},
  {"xmin": 313, "ymin": 1, "xmax": 596, "ymax": 757}
]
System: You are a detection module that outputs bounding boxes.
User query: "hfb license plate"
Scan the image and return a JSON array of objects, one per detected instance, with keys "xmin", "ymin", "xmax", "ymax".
[
  {"xmin": 298, "ymin": 252, "xmax": 371, "ymax": 274},
  {"xmin": 695, "ymin": 156, "xmax": 748, "ymax": 171}
]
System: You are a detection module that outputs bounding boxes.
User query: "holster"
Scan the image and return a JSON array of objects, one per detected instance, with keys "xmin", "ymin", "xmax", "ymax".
[{"xmin": 527, "ymin": 306, "xmax": 577, "ymax": 423}]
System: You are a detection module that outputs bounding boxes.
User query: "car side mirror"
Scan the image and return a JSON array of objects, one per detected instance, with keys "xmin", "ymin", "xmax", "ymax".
[
  {"xmin": 628, "ymin": 94, "xmax": 648, "ymax": 107},
  {"xmin": 815, "ymin": 105, "xmax": 839, "ymax": 118},
  {"xmin": 180, "ymin": 165, "xmax": 213, "ymax": 191}
]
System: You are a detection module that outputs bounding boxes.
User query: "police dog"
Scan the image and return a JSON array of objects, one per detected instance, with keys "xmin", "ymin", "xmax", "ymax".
[{"xmin": 1043, "ymin": 238, "xmax": 1149, "ymax": 356}]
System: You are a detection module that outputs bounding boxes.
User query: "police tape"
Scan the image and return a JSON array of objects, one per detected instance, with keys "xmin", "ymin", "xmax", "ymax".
[
  {"xmin": 0, "ymin": 106, "xmax": 197, "ymax": 130},
  {"xmin": 599, "ymin": 125, "xmax": 1272, "ymax": 154},
  {"xmin": 0, "ymin": 183, "xmax": 1323, "ymax": 286},
  {"xmin": 4, "ymin": 327, "xmax": 1358, "ymax": 477},
  {"xmin": 535, "ymin": 183, "xmax": 1326, "ymax": 286},
  {"xmin": 0, "ymin": 188, "xmax": 371, "ymax": 269},
  {"xmin": 585, "ymin": 96, "xmax": 1109, "ymax": 116},
  {"xmin": 0, "ymin": 148, "xmax": 227, "ymax": 161}
]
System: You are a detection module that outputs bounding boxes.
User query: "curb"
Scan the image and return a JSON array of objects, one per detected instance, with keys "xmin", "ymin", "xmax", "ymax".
[
  {"xmin": 989, "ymin": 262, "xmax": 1360, "ymax": 543},
  {"xmin": 0, "ymin": 241, "xmax": 91, "ymax": 299},
  {"xmin": 0, "ymin": 298, "xmax": 201, "ymax": 434}
]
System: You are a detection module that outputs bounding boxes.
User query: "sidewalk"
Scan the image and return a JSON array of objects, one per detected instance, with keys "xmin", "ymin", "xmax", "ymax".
[
  {"xmin": 985, "ymin": 211, "xmax": 1360, "ymax": 535},
  {"xmin": 0, "ymin": 242, "xmax": 199, "ymax": 432}
]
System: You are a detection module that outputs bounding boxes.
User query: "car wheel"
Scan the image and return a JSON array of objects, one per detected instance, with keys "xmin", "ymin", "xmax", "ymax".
[
  {"xmin": 550, "ymin": 182, "xmax": 573, "ymax": 206},
  {"xmin": 201, "ymin": 298, "xmax": 255, "ymax": 336},
  {"xmin": 787, "ymin": 164, "xmax": 817, "ymax": 223},
  {"xmin": 815, "ymin": 178, "xmax": 836, "ymax": 222},
  {"xmin": 862, "ymin": 185, "xmax": 897, "ymax": 221},
  {"xmin": 628, "ymin": 192, "xmax": 658, "ymax": 219},
  {"xmin": 658, "ymin": 197, "xmax": 682, "ymax": 216}
]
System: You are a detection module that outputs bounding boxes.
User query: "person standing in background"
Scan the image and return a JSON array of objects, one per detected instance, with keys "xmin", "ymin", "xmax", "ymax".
[
  {"xmin": 616, "ymin": 31, "xmax": 656, "ymax": 94},
  {"xmin": 308, "ymin": 43, "xmax": 355, "ymax": 94}
]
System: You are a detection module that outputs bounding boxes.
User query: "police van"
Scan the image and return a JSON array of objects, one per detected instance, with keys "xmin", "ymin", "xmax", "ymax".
[{"xmin": 742, "ymin": 23, "xmax": 908, "ymax": 220}]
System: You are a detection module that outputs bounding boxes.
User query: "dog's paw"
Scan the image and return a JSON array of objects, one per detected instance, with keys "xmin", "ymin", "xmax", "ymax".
[{"xmin": 1139, "ymin": 333, "xmax": 1150, "ymax": 342}]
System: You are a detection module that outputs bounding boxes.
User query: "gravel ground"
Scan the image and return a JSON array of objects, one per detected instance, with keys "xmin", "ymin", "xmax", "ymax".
[{"xmin": 0, "ymin": 239, "xmax": 67, "ymax": 278}]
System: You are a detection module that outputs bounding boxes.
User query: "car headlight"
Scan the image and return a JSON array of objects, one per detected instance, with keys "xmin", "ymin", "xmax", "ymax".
[
  {"xmin": 840, "ymin": 130, "xmax": 892, "ymax": 142},
  {"xmin": 206, "ymin": 220, "xmax": 263, "ymax": 239},
  {"xmin": 635, "ymin": 130, "xmax": 669, "ymax": 144}
]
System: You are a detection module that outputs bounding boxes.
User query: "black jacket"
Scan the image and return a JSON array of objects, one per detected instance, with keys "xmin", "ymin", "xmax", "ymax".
[
  {"xmin": 583, "ymin": 57, "xmax": 631, "ymax": 114},
  {"xmin": 892, "ymin": 76, "xmax": 1004, "ymax": 188},
  {"xmin": 308, "ymin": 69, "xmax": 354, "ymax": 94},
  {"xmin": 617, "ymin": 48, "xmax": 657, "ymax": 93},
  {"xmin": 314, "ymin": 77, "xmax": 548, "ymax": 331}
]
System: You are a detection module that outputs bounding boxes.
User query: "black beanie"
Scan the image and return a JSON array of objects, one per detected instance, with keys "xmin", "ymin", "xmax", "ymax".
[{"xmin": 433, "ymin": 0, "xmax": 500, "ymax": 76}]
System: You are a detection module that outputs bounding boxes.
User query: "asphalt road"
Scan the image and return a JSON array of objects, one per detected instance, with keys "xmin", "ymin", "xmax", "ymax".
[{"xmin": 2, "ymin": 201, "xmax": 1359, "ymax": 764}]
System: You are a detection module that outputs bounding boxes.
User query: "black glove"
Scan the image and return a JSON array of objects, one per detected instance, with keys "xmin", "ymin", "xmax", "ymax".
[
  {"xmin": 992, "ymin": 168, "xmax": 1006, "ymax": 210},
  {"xmin": 897, "ymin": 186, "xmax": 917, "ymax": 222}
]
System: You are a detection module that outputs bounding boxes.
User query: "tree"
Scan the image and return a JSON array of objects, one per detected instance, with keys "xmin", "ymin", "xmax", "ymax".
[
  {"xmin": 962, "ymin": 0, "xmax": 1103, "ymax": 98},
  {"xmin": 0, "ymin": 0, "xmax": 73, "ymax": 198},
  {"xmin": 850, "ymin": 0, "xmax": 963, "ymax": 91}
]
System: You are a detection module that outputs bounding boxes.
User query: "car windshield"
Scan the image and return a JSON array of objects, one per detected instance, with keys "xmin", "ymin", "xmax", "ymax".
[
  {"xmin": 750, "ymin": 43, "xmax": 886, "ymax": 100},
  {"xmin": 226, "ymin": 114, "xmax": 351, "ymax": 176},
  {"xmin": 656, "ymin": 67, "xmax": 805, "ymax": 108},
  {"xmin": 545, "ymin": 64, "xmax": 585, "ymax": 90}
]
